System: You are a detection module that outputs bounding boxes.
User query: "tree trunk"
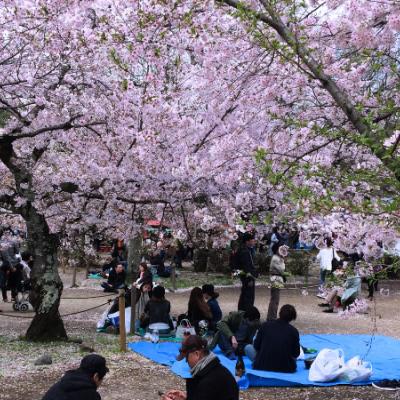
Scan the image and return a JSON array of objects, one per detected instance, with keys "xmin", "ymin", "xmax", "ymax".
[
  {"xmin": 71, "ymin": 263, "xmax": 78, "ymax": 288},
  {"xmin": 25, "ymin": 208, "xmax": 67, "ymax": 341},
  {"xmin": 127, "ymin": 235, "xmax": 142, "ymax": 280}
]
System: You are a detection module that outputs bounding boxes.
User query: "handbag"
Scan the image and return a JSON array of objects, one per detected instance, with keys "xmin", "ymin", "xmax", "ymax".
[
  {"xmin": 175, "ymin": 319, "xmax": 196, "ymax": 338},
  {"xmin": 331, "ymin": 248, "xmax": 341, "ymax": 271}
]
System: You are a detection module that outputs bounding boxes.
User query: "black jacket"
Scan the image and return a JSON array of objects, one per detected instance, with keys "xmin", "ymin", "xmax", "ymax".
[
  {"xmin": 233, "ymin": 246, "xmax": 258, "ymax": 278},
  {"xmin": 107, "ymin": 268, "xmax": 126, "ymax": 288},
  {"xmin": 186, "ymin": 357, "xmax": 238, "ymax": 400},
  {"xmin": 144, "ymin": 298, "xmax": 173, "ymax": 329},
  {"xmin": 253, "ymin": 319, "xmax": 300, "ymax": 372},
  {"xmin": 41, "ymin": 369, "xmax": 101, "ymax": 400}
]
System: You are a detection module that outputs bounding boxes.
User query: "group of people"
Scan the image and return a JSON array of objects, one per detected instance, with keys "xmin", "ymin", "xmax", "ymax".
[
  {"xmin": 0, "ymin": 239, "xmax": 32, "ymax": 310},
  {"xmin": 46, "ymin": 301, "xmax": 302, "ymax": 400}
]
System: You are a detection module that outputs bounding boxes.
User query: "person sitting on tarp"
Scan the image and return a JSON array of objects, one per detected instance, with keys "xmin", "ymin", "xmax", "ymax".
[
  {"xmin": 141, "ymin": 285, "xmax": 173, "ymax": 334},
  {"xmin": 162, "ymin": 335, "xmax": 239, "ymax": 400},
  {"xmin": 244, "ymin": 304, "xmax": 300, "ymax": 373},
  {"xmin": 187, "ymin": 287, "xmax": 213, "ymax": 334},
  {"xmin": 97, "ymin": 280, "xmax": 153, "ymax": 333},
  {"xmin": 209, "ymin": 306, "xmax": 260, "ymax": 360},
  {"xmin": 201, "ymin": 284, "xmax": 222, "ymax": 332},
  {"xmin": 101, "ymin": 263, "xmax": 126, "ymax": 293}
]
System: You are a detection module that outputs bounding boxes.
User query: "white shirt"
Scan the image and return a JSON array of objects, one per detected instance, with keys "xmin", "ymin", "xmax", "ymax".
[{"xmin": 316, "ymin": 247, "xmax": 340, "ymax": 271}]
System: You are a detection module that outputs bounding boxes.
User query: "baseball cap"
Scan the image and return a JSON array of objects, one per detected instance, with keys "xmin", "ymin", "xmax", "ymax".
[
  {"xmin": 79, "ymin": 354, "xmax": 109, "ymax": 377},
  {"xmin": 176, "ymin": 335, "xmax": 207, "ymax": 361}
]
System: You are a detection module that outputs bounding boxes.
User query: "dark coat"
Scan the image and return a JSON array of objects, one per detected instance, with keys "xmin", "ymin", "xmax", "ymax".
[
  {"xmin": 253, "ymin": 319, "xmax": 300, "ymax": 373},
  {"xmin": 207, "ymin": 297, "xmax": 222, "ymax": 326},
  {"xmin": 107, "ymin": 269, "xmax": 126, "ymax": 289},
  {"xmin": 233, "ymin": 246, "xmax": 258, "ymax": 277},
  {"xmin": 41, "ymin": 369, "xmax": 101, "ymax": 400},
  {"xmin": 186, "ymin": 357, "xmax": 238, "ymax": 400},
  {"xmin": 144, "ymin": 298, "xmax": 173, "ymax": 329}
]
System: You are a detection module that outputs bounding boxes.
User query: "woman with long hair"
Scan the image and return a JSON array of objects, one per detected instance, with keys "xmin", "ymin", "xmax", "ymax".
[{"xmin": 187, "ymin": 287, "xmax": 212, "ymax": 333}]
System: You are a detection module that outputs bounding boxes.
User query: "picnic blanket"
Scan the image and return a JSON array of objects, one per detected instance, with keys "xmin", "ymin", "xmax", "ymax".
[{"xmin": 129, "ymin": 334, "xmax": 400, "ymax": 389}]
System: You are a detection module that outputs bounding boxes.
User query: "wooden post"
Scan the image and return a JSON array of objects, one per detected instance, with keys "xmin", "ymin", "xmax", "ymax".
[
  {"xmin": 130, "ymin": 284, "xmax": 136, "ymax": 335},
  {"xmin": 171, "ymin": 264, "xmax": 176, "ymax": 292},
  {"xmin": 118, "ymin": 288, "xmax": 126, "ymax": 352}
]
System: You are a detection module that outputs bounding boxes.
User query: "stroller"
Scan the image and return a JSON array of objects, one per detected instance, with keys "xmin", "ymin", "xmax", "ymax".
[{"xmin": 12, "ymin": 279, "xmax": 31, "ymax": 312}]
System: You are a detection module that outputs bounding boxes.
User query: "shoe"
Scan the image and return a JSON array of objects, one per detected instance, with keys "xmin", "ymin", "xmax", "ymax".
[
  {"xmin": 323, "ymin": 309, "xmax": 334, "ymax": 313},
  {"xmin": 372, "ymin": 380, "xmax": 400, "ymax": 390},
  {"xmin": 318, "ymin": 303, "xmax": 330, "ymax": 307},
  {"xmin": 3, "ymin": 299, "xmax": 8, "ymax": 303}
]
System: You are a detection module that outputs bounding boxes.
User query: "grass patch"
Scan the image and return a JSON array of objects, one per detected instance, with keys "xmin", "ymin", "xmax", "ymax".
[{"xmin": 156, "ymin": 271, "xmax": 236, "ymax": 290}]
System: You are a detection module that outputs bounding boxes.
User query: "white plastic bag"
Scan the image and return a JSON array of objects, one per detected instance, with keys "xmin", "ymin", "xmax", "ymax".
[
  {"xmin": 297, "ymin": 346, "xmax": 305, "ymax": 360},
  {"xmin": 309, "ymin": 348, "xmax": 346, "ymax": 382},
  {"xmin": 341, "ymin": 356, "xmax": 372, "ymax": 383},
  {"xmin": 175, "ymin": 319, "xmax": 196, "ymax": 338}
]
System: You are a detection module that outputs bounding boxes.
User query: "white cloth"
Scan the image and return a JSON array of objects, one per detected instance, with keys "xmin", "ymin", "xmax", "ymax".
[
  {"xmin": 316, "ymin": 247, "xmax": 340, "ymax": 271},
  {"xmin": 20, "ymin": 260, "xmax": 31, "ymax": 280}
]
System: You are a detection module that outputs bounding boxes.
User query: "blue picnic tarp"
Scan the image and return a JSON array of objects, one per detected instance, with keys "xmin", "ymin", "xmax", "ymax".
[{"xmin": 128, "ymin": 334, "xmax": 400, "ymax": 389}]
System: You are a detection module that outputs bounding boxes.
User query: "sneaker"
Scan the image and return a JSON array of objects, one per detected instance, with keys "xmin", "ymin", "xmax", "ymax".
[
  {"xmin": 372, "ymin": 380, "xmax": 400, "ymax": 391},
  {"xmin": 318, "ymin": 303, "xmax": 330, "ymax": 307}
]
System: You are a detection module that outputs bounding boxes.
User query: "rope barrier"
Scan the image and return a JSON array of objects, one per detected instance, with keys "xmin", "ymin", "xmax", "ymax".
[
  {"xmin": 0, "ymin": 299, "xmax": 112, "ymax": 320},
  {"xmin": 61, "ymin": 293, "xmax": 116, "ymax": 300}
]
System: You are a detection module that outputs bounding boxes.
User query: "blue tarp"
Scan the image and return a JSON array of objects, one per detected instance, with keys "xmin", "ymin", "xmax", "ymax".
[{"xmin": 128, "ymin": 334, "xmax": 400, "ymax": 389}]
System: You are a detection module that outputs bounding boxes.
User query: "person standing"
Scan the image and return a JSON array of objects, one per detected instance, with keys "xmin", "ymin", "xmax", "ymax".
[
  {"xmin": 41, "ymin": 354, "xmax": 109, "ymax": 400},
  {"xmin": 245, "ymin": 304, "xmax": 300, "ymax": 373},
  {"xmin": 234, "ymin": 233, "xmax": 258, "ymax": 312},
  {"xmin": 162, "ymin": 335, "xmax": 239, "ymax": 400},
  {"xmin": 267, "ymin": 243, "xmax": 287, "ymax": 321},
  {"xmin": 316, "ymin": 238, "xmax": 340, "ymax": 288}
]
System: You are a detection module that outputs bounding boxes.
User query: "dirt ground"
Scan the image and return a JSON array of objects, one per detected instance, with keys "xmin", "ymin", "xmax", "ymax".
[{"xmin": 1, "ymin": 270, "xmax": 400, "ymax": 400}]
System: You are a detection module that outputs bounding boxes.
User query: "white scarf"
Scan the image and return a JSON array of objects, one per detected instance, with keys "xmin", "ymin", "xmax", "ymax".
[{"xmin": 190, "ymin": 352, "xmax": 217, "ymax": 377}]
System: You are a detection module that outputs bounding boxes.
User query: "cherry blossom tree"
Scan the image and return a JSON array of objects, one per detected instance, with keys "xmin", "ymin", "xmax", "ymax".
[{"xmin": 1, "ymin": 0, "xmax": 399, "ymax": 340}]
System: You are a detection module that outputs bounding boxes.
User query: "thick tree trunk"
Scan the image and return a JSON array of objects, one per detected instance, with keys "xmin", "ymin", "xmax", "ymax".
[{"xmin": 25, "ymin": 208, "xmax": 67, "ymax": 341}]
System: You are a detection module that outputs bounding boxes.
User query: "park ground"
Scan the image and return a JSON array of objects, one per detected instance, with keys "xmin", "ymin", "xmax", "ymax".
[{"xmin": 1, "ymin": 268, "xmax": 400, "ymax": 400}]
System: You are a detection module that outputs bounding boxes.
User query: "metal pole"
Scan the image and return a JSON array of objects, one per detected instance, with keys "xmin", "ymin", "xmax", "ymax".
[{"xmin": 118, "ymin": 288, "xmax": 126, "ymax": 352}]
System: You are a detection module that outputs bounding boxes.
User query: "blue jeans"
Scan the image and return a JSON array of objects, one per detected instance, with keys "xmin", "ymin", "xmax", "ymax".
[
  {"xmin": 320, "ymin": 269, "xmax": 327, "ymax": 286},
  {"xmin": 244, "ymin": 344, "xmax": 256, "ymax": 362}
]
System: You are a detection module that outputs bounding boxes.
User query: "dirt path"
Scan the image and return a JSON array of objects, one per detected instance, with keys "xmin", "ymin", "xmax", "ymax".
[{"xmin": 1, "ymin": 276, "xmax": 400, "ymax": 400}]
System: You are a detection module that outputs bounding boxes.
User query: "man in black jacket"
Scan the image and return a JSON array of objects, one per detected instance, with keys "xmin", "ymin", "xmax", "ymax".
[
  {"xmin": 162, "ymin": 335, "xmax": 238, "ymax": 400},
  {"xmin": 233, "ymin": 233, "xmax": 258, "ymax": 312},
  {"xmin": 101, "ymin": 263, "xmax": 126, "ymax": 292},
  {"xmin": 41, "ymin": 354, "xmax": 109, "ymax": 400},
  {"xmin": 245, "ymin": 304, "xmax": 300, "ymax": 373}
]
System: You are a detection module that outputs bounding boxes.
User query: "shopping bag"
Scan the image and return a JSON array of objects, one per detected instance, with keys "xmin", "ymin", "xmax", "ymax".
[
  {"xmin": 341, "ymin": 356, "xmax": 372, "ymax": 383},
  {"xmin": 309, "ymin": 348, "xmax": 346, "ymax": 382},
  {"xmin": 175, "ymin": 319, "xmax": 196, "ymax": 338}
]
